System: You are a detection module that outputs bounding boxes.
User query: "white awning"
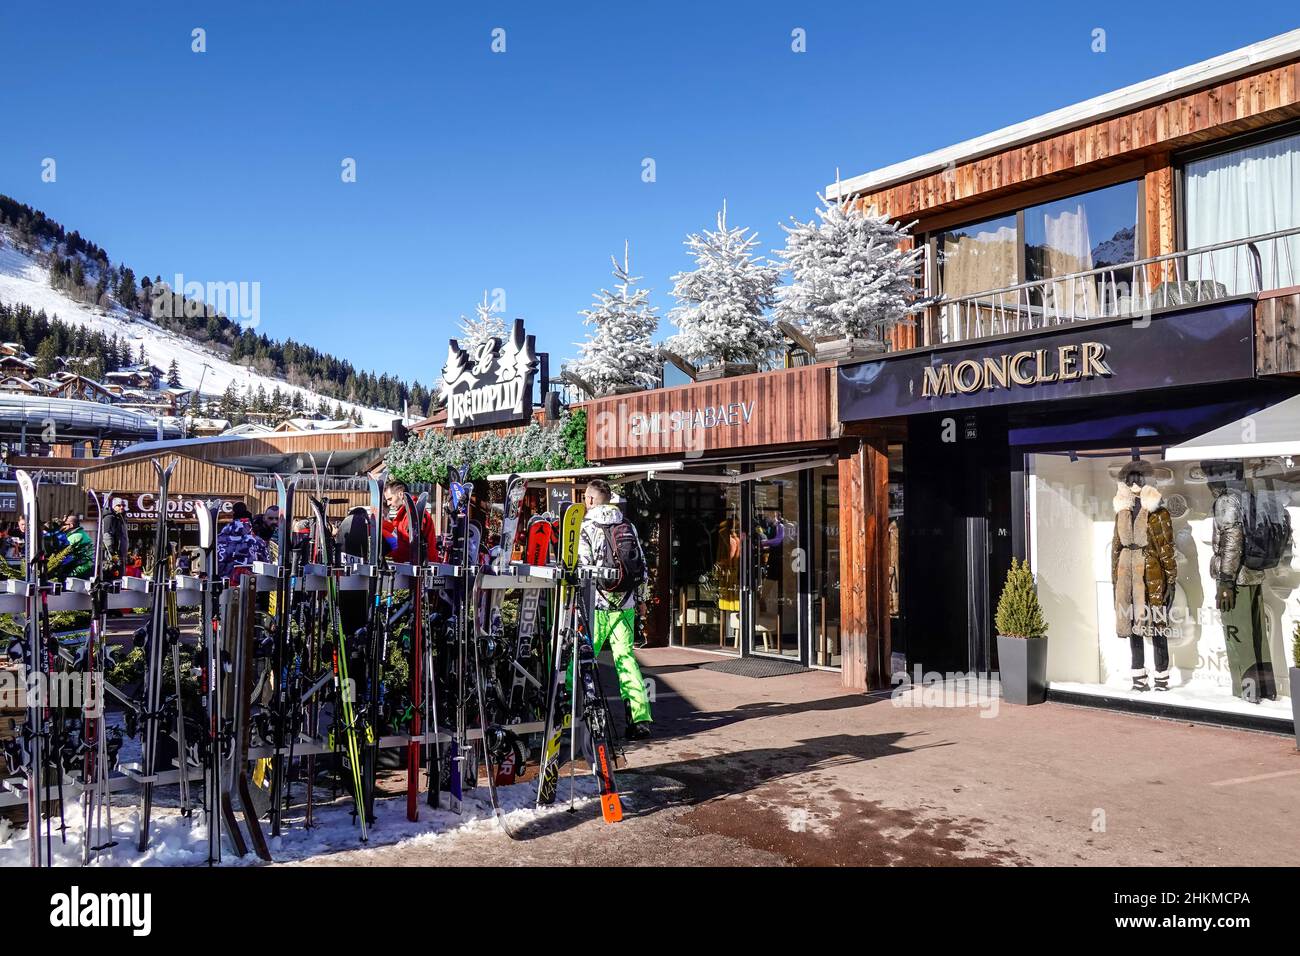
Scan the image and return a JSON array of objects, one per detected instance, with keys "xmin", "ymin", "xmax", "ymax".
[
  {"xmin": 486, "ymin": 461, "xmax": 684, "ymax": 482},
  {"xmin": 647, "ymin": 454, "xmax": 838, "ymax": 485},
  {"xmin": 487, "ymin": 454, "xmax": 837, "ymax": 484},
  {"xmin": 1165, "ymin": 393, "xmax": 1300, "ymax": 461}
]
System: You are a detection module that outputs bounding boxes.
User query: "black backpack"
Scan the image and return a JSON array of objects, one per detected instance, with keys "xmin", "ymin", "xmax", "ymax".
[
  {"xmin": 1241, "ymin": 488, "xmax": 1291, "ymax": 572},
  {"xmin": 602, "ymin": 520, "xmax": 646, "ymax": 593}
]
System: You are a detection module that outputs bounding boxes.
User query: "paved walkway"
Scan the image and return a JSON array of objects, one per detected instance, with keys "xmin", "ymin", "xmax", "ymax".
[{"xmin": 304, "ymin": 647, "xmax": 1300, "ymax": 866}]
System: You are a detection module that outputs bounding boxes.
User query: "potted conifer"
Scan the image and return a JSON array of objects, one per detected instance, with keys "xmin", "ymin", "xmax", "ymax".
[{"xmin": 995, "ymin": 558, "xmax": 1049, "ymax": 705}]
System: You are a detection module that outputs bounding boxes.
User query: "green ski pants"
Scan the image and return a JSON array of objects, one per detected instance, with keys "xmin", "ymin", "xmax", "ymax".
[
  {"xmin": 586, "ymin": 607, "xmax": 651, "ymax": 724},
  {"xmin": 564, "ymin": 606, "xmax": 655, "ymax": 723}
]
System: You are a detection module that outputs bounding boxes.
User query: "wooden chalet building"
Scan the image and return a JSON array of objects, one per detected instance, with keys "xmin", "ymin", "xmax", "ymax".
[{"xmin": 816, "ymin": 28, "xmax": 1300, "ymax": 727}]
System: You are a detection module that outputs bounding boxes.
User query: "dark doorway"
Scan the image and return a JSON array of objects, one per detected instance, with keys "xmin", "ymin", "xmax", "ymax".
[{"xmin": 902, "ymin": 411, "xmax": 1013, "ymax": 676}]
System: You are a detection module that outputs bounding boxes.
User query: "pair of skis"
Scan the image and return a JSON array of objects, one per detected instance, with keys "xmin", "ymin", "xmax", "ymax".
[
  {"xmin": 535, "ymin": 501, "xmax": 622, "ymax": 824},
  {"xmin": 136, "ymin": 458, "xmax": 179, "ymax": 853},
  {"xmin": 80, "ymin": 488, "xmax": 119, "ymax": 864},
  {"xmin": 308, "ymin": 494, "xmax": 370, "ymax": 841},
  {"xmin": 401, "ymin": 490, "xmax": 436, "ymax": 821},
  {"xmin": 13, "ymin": 470, "xmax": 51, "ymax": 866}
]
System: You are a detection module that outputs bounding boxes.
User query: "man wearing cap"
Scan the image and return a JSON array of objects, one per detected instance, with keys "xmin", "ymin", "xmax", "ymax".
[{"xmin": 101, "ymin": 497, "xmax": 130, "ymax": 578}]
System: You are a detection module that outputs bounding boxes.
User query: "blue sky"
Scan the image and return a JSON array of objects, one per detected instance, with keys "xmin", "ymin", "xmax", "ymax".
[{"xmin": 1, "ymin": 3, "xmax": 1295, "ymax": 387}]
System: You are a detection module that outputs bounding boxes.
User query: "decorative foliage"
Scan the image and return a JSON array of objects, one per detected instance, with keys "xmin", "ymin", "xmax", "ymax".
[
  {"xmin": 667, "ymin": 202, "xmax": 782, "ymax": 367},
  {"xmin": 775, "ymin": 193, "xmax": 927, "ymax": 341},
  {"xmin": 995, "ymin": 557, "xmax": 1048, "ymax": 639},
  {"xmin": 1292, "ymin": 619, "xmax": 1300, "ymax": 668},
  {"xmin": 385, "ymin": 409, "xmax": 588, "ymax": 484},
  {"xmin": 566, "ymin": 242, "xmax": 660, "ymax": 395},
  {"xmin": 456, "ymin": 291, "xmax": 508, "ymax": 353}
]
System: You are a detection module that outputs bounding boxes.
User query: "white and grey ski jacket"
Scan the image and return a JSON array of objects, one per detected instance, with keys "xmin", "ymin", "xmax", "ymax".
[{"xmin": 578, "ymin": 504, "xmax": 646, "ymax": 612}]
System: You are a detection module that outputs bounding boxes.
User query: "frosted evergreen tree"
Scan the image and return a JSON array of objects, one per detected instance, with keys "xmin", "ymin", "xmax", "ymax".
[
  {"xmin": 775, "ymin": 193, "xmax": 926, "ymax": 341},
  {"xmin": 456, "ymin": 291, "xmax": 508, "ymax": 353},
  {"xmin": 667, "ymin": 202, "xmax": 782, "ymax": 368},
  {"xmin": 566, "ymin": 242, "xmax": 660, "ymax": 395}
]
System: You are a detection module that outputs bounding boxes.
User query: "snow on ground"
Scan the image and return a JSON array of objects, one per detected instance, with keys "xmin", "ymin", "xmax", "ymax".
[
  {"xmin": 0, "ymin": 774, "xmax": 602, "ymax": 867},
  {"xmin": 0, "ymin": 234, "xmax": 398, "ymax": 427}
]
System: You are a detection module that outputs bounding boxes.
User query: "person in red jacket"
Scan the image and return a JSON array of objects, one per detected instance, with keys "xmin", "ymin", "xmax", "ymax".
[{"xmin": 382, "ymin": 480, "xmax": 439, "ymax": 563}]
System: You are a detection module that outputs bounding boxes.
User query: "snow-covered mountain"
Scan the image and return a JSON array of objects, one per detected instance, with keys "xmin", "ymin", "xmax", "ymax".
[{"xmin": 0, "ymin": 232, "xmax": 398, "ymax": 427}]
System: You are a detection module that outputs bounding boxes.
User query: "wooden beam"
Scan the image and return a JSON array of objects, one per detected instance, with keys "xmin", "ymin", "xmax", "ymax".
[
  {"xmin": 838, "ymin": 435, "xmax": 890, "ymax": 690},
  {"xmin": 1143, "ymin": 153, "xmax": 1176, "ymax": 288}
]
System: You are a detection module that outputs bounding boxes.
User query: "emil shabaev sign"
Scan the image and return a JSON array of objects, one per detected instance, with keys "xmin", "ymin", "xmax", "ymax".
[{"xmin": 441, "ymin": 318, "xmax": 539, "ymax": 429}]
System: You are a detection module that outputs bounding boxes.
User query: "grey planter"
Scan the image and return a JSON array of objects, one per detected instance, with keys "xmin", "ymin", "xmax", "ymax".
[
  {"xmin": 996, "ymin": 635, "xmax": 1048, "ymax": 705},
  {"xmin": 696, "ymin": 362, "xmax": 758, "ymax": 381},
  {"xmin": 1291, "ymin": 667, "xmax": 1300, "ymax": 751},
  {"xmin": 813, "ymin": 336, "xmax": 887, "ymax": 363}
]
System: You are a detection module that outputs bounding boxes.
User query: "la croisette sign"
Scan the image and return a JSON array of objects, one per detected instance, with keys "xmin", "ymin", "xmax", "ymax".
[
  {"xmin": 88, "ymin": 494, "xmax": 245, "ymax": 524},
  {"xmin": 440, "ymin": 318, "xmax": 540, "ymax": 429}
]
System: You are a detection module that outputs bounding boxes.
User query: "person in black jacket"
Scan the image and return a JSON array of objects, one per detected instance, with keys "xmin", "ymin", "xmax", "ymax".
[{"xmin": 100, "ymin": 497, "xmax": 130, "ymax": 578}]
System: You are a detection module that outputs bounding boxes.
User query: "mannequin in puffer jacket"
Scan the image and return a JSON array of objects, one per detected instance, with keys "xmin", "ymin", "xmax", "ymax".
[
  {"xmin": 1111, "ymin": 461, "xmax": 1177, "ymax": 692},
  {"xmin": 1204, "ymin": 460, "xmax": 1276, "ymax": 702}
]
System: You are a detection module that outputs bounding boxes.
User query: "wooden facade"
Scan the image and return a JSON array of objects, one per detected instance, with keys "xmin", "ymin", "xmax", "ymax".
[
  {"xmin": 583, "ymin": 364, "xmax": 838, "ymax": 463},
  {"xmin": 1255, "ymin": 287, "xmax": 1300, "ymax": 376},
  {"xmin": 851, "ymin": 60, "xmax": 1300, "ymax": 227},
  {"xmin": 104, "ymin": 428, "xmax": 394, "ymax": 468},
  {"xmin": 5, "ymin": 455, "xmax": 373, "ymax": 527},
  {"xmin": 824, "ymin": 42, "xmax": 1300, "ymax": 692}
]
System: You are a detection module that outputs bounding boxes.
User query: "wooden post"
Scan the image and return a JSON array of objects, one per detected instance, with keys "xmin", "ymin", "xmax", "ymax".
[
  {"xmin": 837, "ymin": 435, "xmax": 890, "ymax": 690},
  {"xmin": 1144, "ymin": 153, "xmax": 1176, "ymax": 291}
]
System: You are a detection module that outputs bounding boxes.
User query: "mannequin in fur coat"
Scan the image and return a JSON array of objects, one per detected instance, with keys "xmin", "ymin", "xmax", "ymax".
[{"xmin": 1110, "ymin": 461, "xmax": 1178, "ymax": 691}]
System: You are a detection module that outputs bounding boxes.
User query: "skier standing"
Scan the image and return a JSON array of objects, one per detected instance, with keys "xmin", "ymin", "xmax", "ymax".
[
  {"xmin": 101, "ymin": 497, "xmax": 130, "ymax": 578},
  {"xmin": 578, "ymin": 479, "xmax": 652, "ymax": 739},
  {"xmin": 381, "ymin": 480, "xmax": 439, "ymax": 562}
]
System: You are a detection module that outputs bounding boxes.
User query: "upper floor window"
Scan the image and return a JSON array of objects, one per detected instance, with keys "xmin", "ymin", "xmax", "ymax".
[
  {"xmin": 1024, "ymin": 181, "xmax": 1139, "ymax": 282},
  {"xmin": 936, "ymin": 213, "xmax": 1017, "ymax": 299},
  {"xmin": 1184, "ymin": 130, "xmax": 1300, "ymax": 294},
  {"xmin": 930, "ymin": 180, "xmax": 1140, "ymax": 340}
]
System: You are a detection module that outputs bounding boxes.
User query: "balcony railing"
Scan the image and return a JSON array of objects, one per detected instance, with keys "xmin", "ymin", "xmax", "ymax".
[
  {"xmin": 925, "ymin": 225, "xmax": 1300, "ymax": 346},
  {"xmin": 251, "ymin": 473, "xmax": 374, "ymax": 492}
]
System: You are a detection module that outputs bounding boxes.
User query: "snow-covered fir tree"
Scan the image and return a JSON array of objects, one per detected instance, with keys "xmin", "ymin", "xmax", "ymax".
[
  {"xmin": 775, "ymin": 193, "xmax": 926, "ymax": 341},
  {"xmin": 456, "ymin": 291, "xmax": 508, "ymax": 353},
  {"xmin": 565, "ymin": 242, "xmax": 660, "ymax": 395},
  {"xmin": 667, "ymin": 202, "xmax": 782, "ymax": 367}
]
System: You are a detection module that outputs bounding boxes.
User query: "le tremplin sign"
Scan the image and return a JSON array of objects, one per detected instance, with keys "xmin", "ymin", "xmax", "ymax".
[
  {"xmin": 838, "ymin": 300, "xmax": 1256, "ymax": 420},
  {"xmin": 440, "ymin": 318, "xmax": 539, "ymax": 429}
]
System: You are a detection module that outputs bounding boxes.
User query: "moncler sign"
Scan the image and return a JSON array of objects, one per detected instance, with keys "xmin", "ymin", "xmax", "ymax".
[{"xmin": 440, "ymin": 318, "xmax": 539, "ymax": 429}]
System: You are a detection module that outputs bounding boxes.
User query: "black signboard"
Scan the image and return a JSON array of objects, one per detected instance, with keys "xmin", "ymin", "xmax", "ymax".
[
  {"xmin": 838, "ymin": 300, "xmax": 1256, "ymax": 422},
  {"xmin": 440, "ymin": 318, "xmax": 539, "ymax": 429}
]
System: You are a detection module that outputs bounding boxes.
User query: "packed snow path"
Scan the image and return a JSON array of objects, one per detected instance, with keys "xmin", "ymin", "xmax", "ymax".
[{"xmin": 0, "ymin": 776, "xmax": 603, "ymax": 867}]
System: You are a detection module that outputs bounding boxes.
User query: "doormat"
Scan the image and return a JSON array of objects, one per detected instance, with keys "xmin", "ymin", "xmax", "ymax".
[{"xmin": 699, "ymin": 657, "xmax": 810, "ymax": 679}]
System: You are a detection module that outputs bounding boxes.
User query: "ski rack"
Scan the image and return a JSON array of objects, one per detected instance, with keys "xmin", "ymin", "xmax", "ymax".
[{"xmin": 0, "ymin": 558, "xmax": 574, "ymax": 810}]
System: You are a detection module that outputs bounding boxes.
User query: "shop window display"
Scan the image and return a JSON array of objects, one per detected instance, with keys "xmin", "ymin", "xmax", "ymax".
[{"xmin": 1029, "ymin": 451, "xmax": 1294, "ymax": 719}]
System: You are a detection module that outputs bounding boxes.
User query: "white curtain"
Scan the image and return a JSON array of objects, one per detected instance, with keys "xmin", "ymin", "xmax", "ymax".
[
  {"xmin": 1040, "ymin": 203, "xmax": 1099, "ymax": 319},
  {"xmin": 939, "ymin": 224, "xmax": 1018, "ymax": 339},
  {"xmin": 1185, "ymin": 132, "xmax": 1300, "ymax": 294}
]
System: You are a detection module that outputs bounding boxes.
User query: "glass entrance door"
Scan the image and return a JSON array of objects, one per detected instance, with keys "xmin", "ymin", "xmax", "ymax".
[
  {"xmin": 665, "ymin": 460, "xmax": 840, "ymax": 669},
  {"xmin": 750, "ymin": 468, "xmax": 805, "ymax": 659},
  {"xmin": 669, "ymin": 479, "xmax": 743, "ymax": 653}
]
